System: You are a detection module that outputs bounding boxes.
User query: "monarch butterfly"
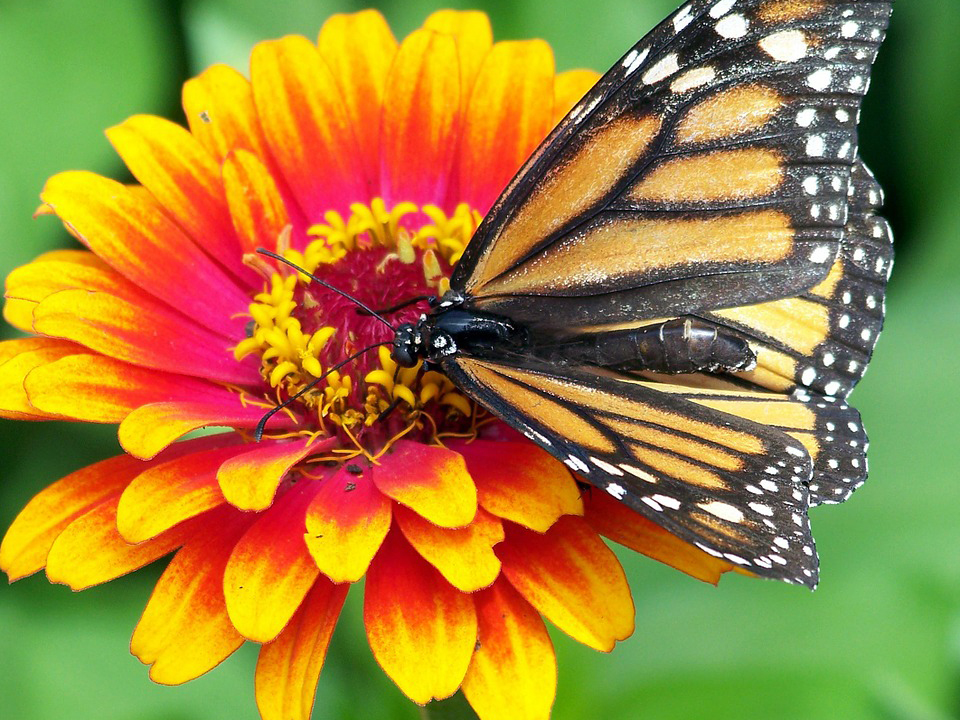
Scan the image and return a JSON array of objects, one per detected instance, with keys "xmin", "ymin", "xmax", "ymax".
[{"xmin": 269, "ymin": 0, "xmax": 893, "ymax": 588}]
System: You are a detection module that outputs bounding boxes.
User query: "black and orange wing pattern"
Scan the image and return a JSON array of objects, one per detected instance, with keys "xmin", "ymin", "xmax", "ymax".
[
  {"xmin": 445, "ymin": 356, "xmax": 822, "ymax": 585},
  {"xmin": 439, "ymin": 1, "xmax": 892, "ymax": 587},
  {"xmin": 453, "ymin": 0, "xmax": 892, "ymax": 334}
]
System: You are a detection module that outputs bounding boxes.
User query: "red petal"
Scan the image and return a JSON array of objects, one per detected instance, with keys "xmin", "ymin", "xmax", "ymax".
[
  {"xmin": 317, "ymin": 10, "xmax": 398, "ymax": 196},
  {"xmin": 217, "ymin": 436, "xmax": 330, "ymax": 511},
  {"xmin": 462, "ymin": 578, "xmax": 557, "ymax": 720},
  {"xmin": 131, "ymin": 507, "xmax": 249, "ymax": 685},
  {"xmin": 497, "ymin": 516, "xmax": 635, "ymax": 652},
  {"xmin": 583, "ymin": 491, "xmax": 736, "ymax": 584},
  {"xmin": 304, "ymin": 465, "xmax": 391, "ymax": 583},
  {"xmin": 251, "ymin": 35, "xmax": 364, "ymax": 220},
  {"xmin": 106, "ymin": 115, "xmax": 254, "ymax": 284},
  {"xmin": 372, "ymin": 441, "xmax": 476, "ymax": 528},
  {"xmin": 223, "ymin": 149, "xmax": 290, "ymax": 255},
  {"xmin": 32, "ymin": 287, "xmax": 254, "ymax": 383},
  {"xmin": 116, "ymin": 439, "xmax": 249, "ymax": 543},
  {"xmin": 364, "ymin": 528, "xmax": 476, "ymax": 704},
  {"xmin": 379, "ymin": 29, "xmax": 461, "ymax": 207},
  {"xmin": 224, "ymin": 482, "xmax": 321, "ymax": 642},
  {"xmin": 255, "ymin": 578, "xmax": 349, "ymax": 720},
  {"xmin": 457, "ymin": 40, "xmax": 554, "ymax": 213},
  {"xmin": 395, "ymin": 504, "xmax": 503, "ymax": 592},
  {"xmin": 454, "ymin": 440, "xmax": 583, "ymax": 532},
  {"xmin": 39, "ymin": 171, "xmax": 249, "ymax": 337}
]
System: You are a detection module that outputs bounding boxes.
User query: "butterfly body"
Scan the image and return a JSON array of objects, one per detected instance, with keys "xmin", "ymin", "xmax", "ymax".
[{"xmin": 387, "ymin": 0, "xmax": 893, "ymax": 588}]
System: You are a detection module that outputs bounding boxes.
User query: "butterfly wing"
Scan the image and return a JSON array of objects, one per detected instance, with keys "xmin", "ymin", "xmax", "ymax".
[
  {"xmin": 443, "ymin": 354, "xmax": 824, "ymax": 586},
  {"xmin": 701, "ymin": 158, "xmax": 893, "ymax": 398},
  {"xmin": 451, "ymin": 0, "xmax": 892, "ymax": 336}
]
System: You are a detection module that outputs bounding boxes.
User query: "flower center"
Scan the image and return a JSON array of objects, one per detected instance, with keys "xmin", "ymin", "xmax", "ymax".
[{"xmin": 235, "ymin": 199, "xmax": 484, "ymax": 459}]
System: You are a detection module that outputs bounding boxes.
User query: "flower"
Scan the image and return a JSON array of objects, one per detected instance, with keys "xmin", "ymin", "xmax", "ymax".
[{"xmin": 0, "ymin": 10, "xmax": 736, "ymax": 720}]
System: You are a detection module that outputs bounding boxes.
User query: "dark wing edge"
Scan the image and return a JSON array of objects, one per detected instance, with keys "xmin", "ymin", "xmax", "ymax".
[{"xmin": 445, "ymin": 354, "xmax": 822, "ymax": 587}]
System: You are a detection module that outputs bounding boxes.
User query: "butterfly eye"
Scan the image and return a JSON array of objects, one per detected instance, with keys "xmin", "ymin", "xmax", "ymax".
[{"xmin": 391, "ymin": 324, "xmax": 420, "ymax": 368}]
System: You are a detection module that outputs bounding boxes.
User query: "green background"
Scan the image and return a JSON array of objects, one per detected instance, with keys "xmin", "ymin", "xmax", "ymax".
[{"xmin": 1, "ymin": 0, "xmax": 958, "ymax": 718}]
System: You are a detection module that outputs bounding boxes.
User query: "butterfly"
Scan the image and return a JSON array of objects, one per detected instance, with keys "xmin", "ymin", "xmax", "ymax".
[{"xmin": 275, "ymin": 0, "xmax": 893, "ymax": 589}]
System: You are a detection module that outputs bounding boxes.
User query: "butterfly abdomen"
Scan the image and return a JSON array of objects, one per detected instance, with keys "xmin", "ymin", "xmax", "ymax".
[{"xmin": 534, "ymin": 317, "xmax": 756, "ymax": 374}]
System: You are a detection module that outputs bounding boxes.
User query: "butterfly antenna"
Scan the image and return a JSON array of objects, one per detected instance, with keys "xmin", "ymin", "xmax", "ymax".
[
  {"xmin": 254, "ymin": 341, "xmax": 390, "ymax": 441},
  {"xmin": 256, "ymin": 248, "xmax": 396, "ymax": 331}
]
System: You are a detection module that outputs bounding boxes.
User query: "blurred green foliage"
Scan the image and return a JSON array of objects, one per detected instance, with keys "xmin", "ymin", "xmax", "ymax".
[{"xmin": 1, "ymin": 0, "xmax": 958, "ymax": 719}]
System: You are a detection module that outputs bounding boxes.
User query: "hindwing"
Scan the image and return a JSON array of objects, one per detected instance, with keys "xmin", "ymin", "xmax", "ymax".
[
  {"xmin": 444, "ymin": 355, "xmax": 824, "ymax": 586},
  {"xmin": 452, "ymin": 0, "xmax": 892, "ymax": 336}
]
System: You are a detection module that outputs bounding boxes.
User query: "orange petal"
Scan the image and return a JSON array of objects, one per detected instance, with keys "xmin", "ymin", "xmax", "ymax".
[
  {"xmin": 224, "ymin": 483, "xmax": 321, "ymax": 642},
  {"xmin": 106, "ymin": 115, "xmax": 250, "ymax": 281},
  {"xmin": 45, "ymin": 495, "xmax": 194, "ymax": 590},
  {"xmin": 1, "ymin": 452, "xmax": 144, "ymax": 580},
  {"xmin": 583, "ymin": 491, "xmax": 736, "ymax": 584},
  {"xmin": 255, "ymin": 578, "xmax": 349, "ymax": 720},
  {"xmin": 395, "ymin": 504, "xmax": 503, "ymax": 593},
  {"xmin": 317, "ymin": 10, "xmax": 398, "ymax": 195},
  {"xmin": 372, "ymin": 441, "xmax": 476, "ymax": 528},
  {"xmin": 553, "ymin": 69, "xmax": 601, "ymax": 124},
  {"xmin": 118, "ymin": 397, "xmax": 297, "ymax": 460},
  {"xmin": 250, "ymin": 35, "xmax": 364, "ymax": 218},
  {"xmin": 4, "ymin": 250, "xmax": 141, "ymax": 333},
  {"xmin": 27, "ymin": 355, "xmax": 226, "ymax": 424},
  {"xmin": 423, "ymin": 10, "xmax": 493, "ymax": 107},
  {"xmin": 32, "ymin": 287, "xmax": 253, "ymax": 384},
  {"xmin": 0, "ymin": 338, "xmax": 82, "ymax": 420},
  {"xmin": 183, "ymin": 63, "xmax": 269, "ymax": 163},
  {"xmin": 364, "ymin": 528, "xmax": 476, "ymax": 704},
  {"xmin": 461, "ymin": 578, "xmax": 556, "ymax": 720},
  {"xmin": 217, "ymin": 437, "xmax": 329, "ymax": 511},
  {"xmin": 454, "ymin": 440, "xmax": 583, "ymax": 532},
  {"xmin": 222, "ymin": 149, "xmax": 289, "ymax": 255},
  {"xmin": 497, "ymin": 516, "xmax": 634, "ymax": 652},
  {"xmin": 379, "ymin": 29, "xmax": 461, "ymax": 206},
  {"xmin": 457, "ymin": 40, "xmax": 555, "ymax": 212},
  {"xmin": 117, "ymin": 439, "xmax": 248, "ymax": 543},
  {"xmin": 304, "ymin": 465, "xmax": 391, "ymax": 584},
  {"xmin": 39, "ymin": 171, "xmax": 250, "ymax": 336},
  {"xmin": 131, "ymin": 507, "xmax": 249, "ymax": 685}
]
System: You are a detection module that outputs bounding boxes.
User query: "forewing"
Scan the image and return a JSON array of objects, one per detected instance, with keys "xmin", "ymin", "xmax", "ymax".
[
  {"xmin": 444, "ymin": 355, "xmax": 822, "ymax": 587},
  {"xmin": 702, "ymin": 158, "xmax": 893, "ymax": 398},
  {"xmin": 453, "ymin": 0, "xmax": 892, "ymax": 334}
]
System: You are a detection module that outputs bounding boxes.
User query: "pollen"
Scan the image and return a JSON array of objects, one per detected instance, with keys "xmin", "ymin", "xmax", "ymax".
[{"xmin": 235, "ymin": 198, "xmax": 481, "ymax": 458}]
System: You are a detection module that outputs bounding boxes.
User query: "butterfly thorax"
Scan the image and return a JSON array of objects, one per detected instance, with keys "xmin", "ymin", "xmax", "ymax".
[{"xmin": 391, "ymin": 301, "xmax": 528, "ymax": 368}]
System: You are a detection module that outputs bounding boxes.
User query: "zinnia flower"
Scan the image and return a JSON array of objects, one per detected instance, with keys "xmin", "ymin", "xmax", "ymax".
[{"xmin": 0, "ymin": 10, "xmax": 736, "ymax": 719}]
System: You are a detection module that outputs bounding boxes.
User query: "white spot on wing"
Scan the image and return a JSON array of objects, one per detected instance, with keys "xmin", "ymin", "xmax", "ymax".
[
  {"xmin": 807, "ymin": 68, "xmax": 833, "ymax": 91},
  {"xmin": 698, "ymin": 501, "xmax": 744, "ymax": 523},
  {"xmin": 652, "ymin": 494, "xmax": 681, "ymax": 510},
  {"xmin": 715, "ymin": 13, "xmax": 749, "ymax": 39},
  {"xmin": 606, "ymin": 482, "xmax": 627, "ymax": 500},
  {"xmin": 709, "ymin": 0, "xmax": 736, "ymax": 19},
  {"xmin": 642, "ymin": 53, "xmax": 680, "ymax": 85},
  {"xmin": 759, "ymin": 30, "xmax": 808, "ymax": 62},
  {"xmin": 671, "ymin": 66, "xmax": 716, "ymax": 93},
  {"xmin": 590, "ymin": 456, "xmax": 624, "ymax": 476}
]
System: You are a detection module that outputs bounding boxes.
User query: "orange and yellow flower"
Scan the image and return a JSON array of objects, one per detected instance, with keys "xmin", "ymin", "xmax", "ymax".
[{"xmin": 0, "ymin": 10, "xmax": 735, "ymax": 720}]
